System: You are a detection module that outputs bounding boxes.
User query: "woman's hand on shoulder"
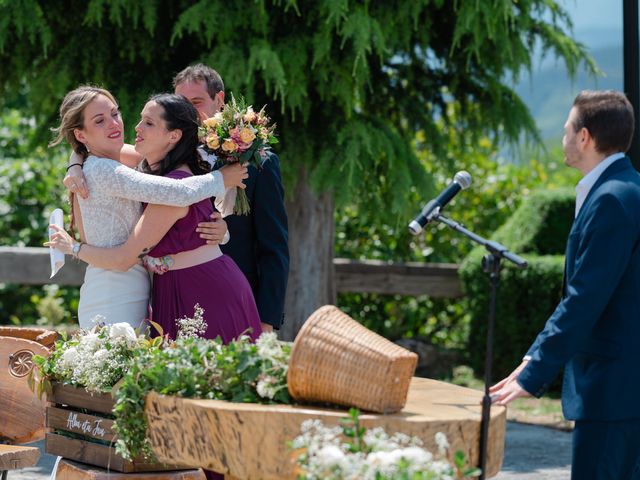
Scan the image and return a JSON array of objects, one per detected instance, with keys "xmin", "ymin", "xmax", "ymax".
[
  {"xmin": 64, "ymin": 151, "xmax": 89, "ymax": 199},
  {"xmin": 64, "ymin": 165, "xmax": 89, "ymax": 199}
]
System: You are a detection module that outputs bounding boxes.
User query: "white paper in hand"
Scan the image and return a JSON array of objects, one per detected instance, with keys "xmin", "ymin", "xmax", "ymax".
[{"xmin": 49, "ymin": 208, "xmax": 65, "ymax": 278}]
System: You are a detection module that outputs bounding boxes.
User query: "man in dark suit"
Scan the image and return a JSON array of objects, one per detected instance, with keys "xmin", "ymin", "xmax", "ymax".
[
  {"xmin": 491, "ymin": 90, "xmax": 640, "ymax": 479},
  {"xmin": 174, "ymin": 64, "xmax": 289, "ymax": 333}
]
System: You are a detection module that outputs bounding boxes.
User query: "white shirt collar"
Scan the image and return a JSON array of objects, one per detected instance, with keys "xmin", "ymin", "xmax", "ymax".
[
  {"xmin": 197, "ymin": 145, "xmax": 218, "ymax": 168},
  {"xmin": 575, "ymin": 152, "xmax": 625, "ymax": 217}
]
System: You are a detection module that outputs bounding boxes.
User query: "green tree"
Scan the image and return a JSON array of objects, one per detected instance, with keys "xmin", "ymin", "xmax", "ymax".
[{"xmin": 0, "ymin": 0, "xmax": 594, "ymax": 339}]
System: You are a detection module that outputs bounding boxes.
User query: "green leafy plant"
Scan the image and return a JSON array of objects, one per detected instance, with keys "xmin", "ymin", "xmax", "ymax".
[{"xmin": 113, "ymin": 332, "xmax": 292, "ymax": 460}]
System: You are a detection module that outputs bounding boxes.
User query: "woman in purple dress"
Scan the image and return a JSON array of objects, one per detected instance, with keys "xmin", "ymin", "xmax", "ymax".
[
  {"xmin": 49, "ymin": 93, "xmax": 262, "ymax": 346},
  {"xmin": 138, "ymin": 95, "xmax": 261, "ymax": 342}
]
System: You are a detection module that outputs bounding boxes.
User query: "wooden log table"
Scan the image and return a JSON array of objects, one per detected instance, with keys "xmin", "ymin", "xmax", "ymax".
[
  {"xmin": 0, "ymin": 444, "xmax": 40, "ymax": 471},
  {"xmin": 145, "ymin": 377, "xmax": 506, "ymax": 479}
]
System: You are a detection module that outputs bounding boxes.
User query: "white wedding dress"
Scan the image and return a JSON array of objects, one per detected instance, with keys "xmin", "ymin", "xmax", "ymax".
[{"xmin": 75, "ymin": 155, "xmax": 226, "ymax": 329}]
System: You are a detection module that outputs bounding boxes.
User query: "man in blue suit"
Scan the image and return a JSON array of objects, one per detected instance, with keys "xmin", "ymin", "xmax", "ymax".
[
  {"xmin": 174, "ymin": 64, "xmax": 289, "ymax": 333},
  {"xmin": 491, "ymin": 90, "xmax": 640, "ymax": 479}
]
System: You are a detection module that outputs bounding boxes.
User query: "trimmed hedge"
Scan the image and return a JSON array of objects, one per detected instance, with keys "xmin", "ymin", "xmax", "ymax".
[{"xmin": 459, "ymin": 188, "xmax": 575, "ymax": 387}]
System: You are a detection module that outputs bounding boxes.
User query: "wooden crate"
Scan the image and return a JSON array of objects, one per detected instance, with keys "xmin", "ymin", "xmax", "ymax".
[{"xmin": 46, "ymin": 383, "xmax": 183, "ymax": 473}]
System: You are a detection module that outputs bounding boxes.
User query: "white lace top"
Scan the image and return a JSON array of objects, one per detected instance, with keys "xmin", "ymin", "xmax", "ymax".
[{"xmin": 78, "ymin": 156, "xmax": 226, "ymax": 247}]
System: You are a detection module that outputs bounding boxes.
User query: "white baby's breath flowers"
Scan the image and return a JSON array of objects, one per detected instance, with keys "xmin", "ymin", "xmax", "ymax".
[
  {"xmin": 176, "ymin": 304, "xmax": 208, "ymax": 339},
  {"xmin": 256, "ymin": 375, "xmax": 279, "ymax": 400},
  {"xmin": 82, "ymin": 332, "xmax": 101, "ymax": 350},
  {"xmin": 256, "ymin": 332, "xmax": 281, "ymax": 358},
  {"xmin": 292, "ymin": 418, "xmax": 457, "ymax": 480},
  {"xmin": 50, "ymin": 322, "xmax": 143, "ymax": 393},
  {"xmin": 435, "ymin": 431, "xmax": 450, "ymax": 455},
  {"xmin": 316, "ymin": 445, "xmax": 345, "ymax": 468}
]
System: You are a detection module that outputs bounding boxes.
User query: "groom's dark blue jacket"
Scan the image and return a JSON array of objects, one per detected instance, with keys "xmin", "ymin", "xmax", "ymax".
[
  {"xmin": 518, "ymin": 157, "xmax": 640, "ymax": 421},
  {"xmin": 218, "ymin": 153, "xmax": 289, "ymax": 329}
]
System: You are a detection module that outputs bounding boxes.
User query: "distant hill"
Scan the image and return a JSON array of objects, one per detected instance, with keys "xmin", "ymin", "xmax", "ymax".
[{"xmin": 515, "ymin": 43, "xmax": 623, "ymax": 140}]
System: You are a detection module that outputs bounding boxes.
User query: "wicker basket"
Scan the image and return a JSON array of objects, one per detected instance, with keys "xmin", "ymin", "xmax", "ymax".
[{"xmin": 287, "ymin": 305, "xmax": 418, "ymax": 413}]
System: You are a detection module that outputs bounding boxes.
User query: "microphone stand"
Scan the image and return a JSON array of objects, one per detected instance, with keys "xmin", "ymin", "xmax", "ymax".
[{"xmin": 432, "ymin": 212, "xmax": 527, "ymax": 480}]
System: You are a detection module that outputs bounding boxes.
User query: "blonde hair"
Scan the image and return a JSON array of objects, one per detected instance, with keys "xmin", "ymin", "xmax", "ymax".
[
  {"xmin": 49, "ymin": 85, "xmax": 119, "ymax": 156},
  {"xmin": 50, "ymin": 86, "xmax": 118, "ymax": 232}
]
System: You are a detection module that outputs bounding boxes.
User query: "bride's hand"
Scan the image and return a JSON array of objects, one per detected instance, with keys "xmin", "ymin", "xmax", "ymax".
[
  {"xmin": 219, "ymin": 162, "xmax": 248, "ymax": 189},
  {"xmin": 44, "ymin": 224, "xmax": 76, "ymax": 255}
]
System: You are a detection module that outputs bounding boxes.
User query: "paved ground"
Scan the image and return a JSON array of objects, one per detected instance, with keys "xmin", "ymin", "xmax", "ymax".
[
  {"xmin": 495, "ymin": 422, "xmax": 572, "ymax": 480},
  {"xmin": 7, "ymin": 440, "xmax": 56, "ymax": 480},
  {"xmin": 9, "ymin": 422, "xmax": 572, "ymax": 479}
]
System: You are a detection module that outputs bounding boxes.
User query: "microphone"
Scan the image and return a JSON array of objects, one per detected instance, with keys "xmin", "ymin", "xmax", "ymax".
[{"xmin": 408, "ymin": 171, "xmax": 472, "ymax": 235}]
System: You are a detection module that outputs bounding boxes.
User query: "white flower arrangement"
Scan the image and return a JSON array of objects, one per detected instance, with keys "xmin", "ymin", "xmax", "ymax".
[
  {"xmin": 34, "ymin": 319, "xmax": 146, "ymax": 393},
  {"xmin": 291, "ymin": 410, "xmax": 480, "ymax": 480}
]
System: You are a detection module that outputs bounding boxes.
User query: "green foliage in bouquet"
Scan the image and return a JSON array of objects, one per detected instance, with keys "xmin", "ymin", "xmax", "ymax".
[
  {"xmin": 113, "ymin": 333, "xmax": 291, "ymax": 460},
  {"xmin": 291, "ymin": 408, "xmax": 480, "ymax": 480},
  {"xmin": 460, "ymin": 189, "xmax": 575, "ymax": 388}
]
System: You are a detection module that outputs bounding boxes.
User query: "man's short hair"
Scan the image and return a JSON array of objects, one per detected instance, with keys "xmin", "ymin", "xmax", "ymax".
[
  {"xmin": 173, "ymin": 64, "xmax": 225, "ymax": 99},
  {"xmin": 572, "ymin": 90, "xmax": 635, "ymax": 155}
]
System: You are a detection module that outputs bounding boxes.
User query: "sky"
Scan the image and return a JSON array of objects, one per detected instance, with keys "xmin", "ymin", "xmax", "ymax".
[
  {"xmin": 512, "ymin": 0, "xmax": 626, "ymax": 142},
  {"xmin": 562, "ymin": 0, "xmax": 622, "ymax": 41}
]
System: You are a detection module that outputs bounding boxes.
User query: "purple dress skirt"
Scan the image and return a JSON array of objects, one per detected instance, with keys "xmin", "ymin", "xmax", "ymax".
[{"xmin": 146, "ymin": 170, "xmax": 262, "ymax": 480}]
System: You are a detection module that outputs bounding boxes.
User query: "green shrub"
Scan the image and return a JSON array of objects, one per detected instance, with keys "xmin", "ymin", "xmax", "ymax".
[
  {"xmin": 0, "ymin": 109, "xmax": 77, "ymax": 326},
  {"xmin": 335, "ymin": 134, "xmax": 579, "ymax": 350},
  {"xmin": 460, "ymin": 188, "xmax": 575, "ymax": 388}
]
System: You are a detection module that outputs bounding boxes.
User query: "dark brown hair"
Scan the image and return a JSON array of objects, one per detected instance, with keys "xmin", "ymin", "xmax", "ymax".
[
  {"xmin": 173, "ymin": 63, "xmax": 224, "ymax": 99},
  {"xmin": 571, "ymin": 90, "xmax": 635, "ymax": 155},
  {"xmin": 141, "ymin": 93, "xmax": 211, "ymax": 177}
]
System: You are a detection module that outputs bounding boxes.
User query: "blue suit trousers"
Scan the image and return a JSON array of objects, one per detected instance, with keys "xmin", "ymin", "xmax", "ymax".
[{"xmin": 571, "ymin": 419, "xmax": 640, "ymax": 479}]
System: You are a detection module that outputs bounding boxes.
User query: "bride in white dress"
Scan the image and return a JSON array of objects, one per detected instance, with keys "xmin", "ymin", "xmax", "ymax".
[{"xmin": 46, "ymin": 86, "xmax": 247, "ymax": 329}]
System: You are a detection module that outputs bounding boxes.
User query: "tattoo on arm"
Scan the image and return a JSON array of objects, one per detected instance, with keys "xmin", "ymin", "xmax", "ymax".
[{"xmin": 137, "ymin": 247, "xmax": 152, "ymax": 260}]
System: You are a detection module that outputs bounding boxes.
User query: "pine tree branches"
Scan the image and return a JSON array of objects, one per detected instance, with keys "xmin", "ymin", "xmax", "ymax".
[{"xmin": 0, "ymin": 0, "xmax": 596, "ymax": 221}]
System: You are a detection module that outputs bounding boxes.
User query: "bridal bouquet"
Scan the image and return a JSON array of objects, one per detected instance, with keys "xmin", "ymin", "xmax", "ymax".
[
  {"xmin": 291, "ymin": 409, "xmax": 481, "ymax": 480},
  {"xmin": 199, "ymin": 94, "xmax": 278, "ymax": 215}
]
